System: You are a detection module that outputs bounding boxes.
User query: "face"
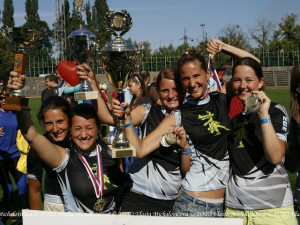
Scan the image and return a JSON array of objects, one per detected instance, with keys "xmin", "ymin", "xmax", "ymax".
[
  {"xmin": 127, "ymin": 80, "xmax": 141, "ymax": 96},
  {"xmin": 231, "ymin": 65, "xmax": 264, "ymax": 102},
  {"xmin": 44, "ymin": 109, "xmax": 69, "ymax": 142},
  {"xmin": 0, "ymin": 95, "xmax": 5, "ymax": 108},
  {"xmin": 180, "ymin": 60, "xmax": 210, "ymax": 99},
  {"xmin": 159, "ymin": 78, "xmax": 179, "ymax": 112},
  {"xmin": 70, "ymin": 115, "xmax": 98, "ymax": 152},
  {"xmin": 45, "ymin": 78, "xmax": 52, "ymax": 88}
]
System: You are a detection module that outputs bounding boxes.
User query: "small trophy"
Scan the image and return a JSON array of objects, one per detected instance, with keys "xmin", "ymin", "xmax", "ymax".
[
  {"xmin": 0, "ymin": 26, "xmax": 39, "ymax": 111},
  {"xmin": 67, "ymin": 0, "xmax": 98, "ymax": 101},
  {"xmin": 245, "ymin": 94, "xmax": 261, "ymax": 113},
  {"xmin": 100, "ymin": 9, "xmax": 137, "ymax": 158}
]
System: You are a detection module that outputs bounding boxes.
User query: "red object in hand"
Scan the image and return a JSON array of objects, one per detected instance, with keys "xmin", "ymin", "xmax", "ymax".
[
  {"xmin": 229, "ymin": 96, "xmax": 243, "ymax": 119},
  {"xmin": 57, "ymin": 60, "xmax": 80, "ymax": 86},
  {"xmin": 111, "ymin": 91, "xmax": 117, "ymax": 99}
]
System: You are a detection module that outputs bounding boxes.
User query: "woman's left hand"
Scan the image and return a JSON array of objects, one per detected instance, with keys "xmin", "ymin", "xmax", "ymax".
[
  {"xmin": 174, "ymin": 126, "xmax": 189, "ymax": 151},
  {"xmin": 77, "ymin": 64, "xmax": 95, "ymax": 83},
  {"xmin": 252, "ymin": 91, "xmax": 271, "ymax": 118}
]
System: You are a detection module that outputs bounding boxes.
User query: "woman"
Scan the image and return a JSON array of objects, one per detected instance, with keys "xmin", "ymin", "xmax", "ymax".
[
  {"xmin": 127, "ymin": 74, "xmax": 151, "ymax": 109},
  {"xmin": 208, "ymin": 39, "xmax": 297, "ymax": 224},
  {"xmin": 0, "ymin": 87, "xmax": 29, "ymax": 220},
  {"xmin": 27, "ymin": 96, "xmax": 72, "ymax": 211},
  {"xmin": 9, "ymin": 71, "xmax": 131, "ymax": 213},
  {"xmin": 283, "ymin": 61, "xmax": 300, "ymax": 224},
  {"xmin": 116, "ymin": 50, "xmax": 232, "ymax": 217},
  {"xmin": 112, "ymin": 68, "xmax": 182, "ymax": 215}
]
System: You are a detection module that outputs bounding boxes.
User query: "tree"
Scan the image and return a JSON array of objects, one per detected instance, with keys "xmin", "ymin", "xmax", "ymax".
[
  {"xmin": 22, "ymin": 0, "xmax": 52, "ymax": 74},
  {"xmin": 2, "ymin": 0, "xmax": 14, "ymax": 28},
  {"xmin": 0, "ymin": 34, "xmax": 14, "ymax": 78},
  {"xmin": 249, "ymin": 17, "xmax": 275, "ymax": 50},
  {"xmin": 216, "ymin": 24, "xmax": 250, "ymax": 67},
  {"xmin": 92, "ymin": 0, "xmax": 111, "ymax": 49}
]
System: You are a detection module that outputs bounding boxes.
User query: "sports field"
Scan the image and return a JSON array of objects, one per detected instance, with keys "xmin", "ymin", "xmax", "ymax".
[{"xmin": 0, "ymin": 88, "xmax": 295, "ymax": 225}]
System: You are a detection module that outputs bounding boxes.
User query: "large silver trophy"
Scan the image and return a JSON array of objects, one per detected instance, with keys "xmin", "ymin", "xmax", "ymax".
[
  {"xmin": 100, "ymin": 10, "xmax": 137, "ymax": 158},
  {"xmin": 67, "ymin": 0, "xmax": 98, "ymax": 101},
  {"xmin": 0, "ymin": 26, "xmax": 41, "ymax": 111}
]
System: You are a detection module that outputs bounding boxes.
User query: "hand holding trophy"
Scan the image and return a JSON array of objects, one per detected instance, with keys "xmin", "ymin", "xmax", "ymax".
[
  {"xmin": 100, "ymin": 9, "xmax": 137, "ymax": 158},
  {"xmin": 67, "ymin": 0, "xmax": 98, "ymax": 101},
  {"xmin": 0, "ymin": 26, "xmax": 42, "ymax": 110}
]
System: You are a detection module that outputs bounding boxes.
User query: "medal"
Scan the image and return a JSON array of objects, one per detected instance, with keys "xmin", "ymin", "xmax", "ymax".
[
  {"xmin": 160, "ymin": 132, "xmax": 176, "ymax": 147},
  {"xmin": 93, "ymin": 197, "xmax": 107, "ymax": 213},
  {"xmin": 245, "ymin": 94, "xmax": 261, "ymax": 113},
  {"xmin": 76, "ymin": 145, "xmax": 105, "ymax": 212}
]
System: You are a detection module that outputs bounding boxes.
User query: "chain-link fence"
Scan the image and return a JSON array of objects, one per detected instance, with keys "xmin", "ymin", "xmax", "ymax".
[{"xmin": 24, "ymin": 50, "xmax": 300, "ymax": 77}]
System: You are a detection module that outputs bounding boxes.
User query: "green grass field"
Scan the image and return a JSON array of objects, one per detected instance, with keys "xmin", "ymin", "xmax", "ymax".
[{"xmin": 0, "ymin": 89, "xmax": 296, "ymax": 224}]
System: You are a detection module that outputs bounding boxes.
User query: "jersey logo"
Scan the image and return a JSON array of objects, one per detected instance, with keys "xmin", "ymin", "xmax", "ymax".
[
  {"xmin": 91, "ymin": 163, "xmax": 117, "ymax": 190},
  {"xmin": 234, "ymin": 119, "xmax": 254, "ymax": 148},
  {"xmin": 198, "ymin": 111, "xmax": 230, "ymax": 135}
]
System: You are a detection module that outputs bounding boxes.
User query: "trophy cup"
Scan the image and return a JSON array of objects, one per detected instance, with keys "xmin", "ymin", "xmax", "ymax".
[
  {"xmin": 100, "ymin": 9, "xmax": 137, "ymax": 158},
  {"xmin": 67, "ymin": 0, "xmax": 98, "ymax": 101},
  {"xmin": 0, "ymin": 26, "xmax": 40, "ymax": 111}
]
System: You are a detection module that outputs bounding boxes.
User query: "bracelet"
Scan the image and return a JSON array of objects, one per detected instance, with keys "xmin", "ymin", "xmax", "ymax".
[
  {"xmin": 124, "ymin": 121, "xmax": 132, "ymax": 128},
  {"xmin": 259, "ymin": 117, "xmax": 271, "ymax": 124},
  {"xmin": 181, "ymin": 148, "xmax": 192, "ymax": 155}
]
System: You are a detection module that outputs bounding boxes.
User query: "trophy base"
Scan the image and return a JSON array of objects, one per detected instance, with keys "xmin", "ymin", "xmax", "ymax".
[
  {"xmin": 2, "ymin": 96, "xmax": 29, "ymax": 111},
  {"xmin": 74, "ymin": 91, "xmax": 98, "ymax": 101},
  {"xmin": 107, "ymin": 144, "xmax": 136, "ymax": 158}
]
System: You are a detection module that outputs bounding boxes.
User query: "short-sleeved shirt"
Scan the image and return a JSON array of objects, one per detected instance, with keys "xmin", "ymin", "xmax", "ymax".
[
  {"xmin": 175, "ymin": 93, "xmax": 231, "ymax": 192},
  {"xmin": 130, "ymin": 104, "xmax": 182, "ymax": 200},
  {"xmin": 54, "ymin": 138, "xmax": 131, "ymax": 213},
  {"xmin": 226, "ymin": 102, "xmax": 293, "ymax": 210}
]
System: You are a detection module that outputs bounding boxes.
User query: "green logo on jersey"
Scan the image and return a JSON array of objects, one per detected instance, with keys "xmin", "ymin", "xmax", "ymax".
[
  {"xmin": 234, "ymin": 119, "xmax": 254, "ymax": 148},
  {"xmin": 198, "ymin": 111, "xmax": 230, "ymax": 135}
]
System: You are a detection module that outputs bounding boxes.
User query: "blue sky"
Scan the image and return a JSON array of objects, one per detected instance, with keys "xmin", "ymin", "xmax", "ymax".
[{"xmin": 2, "ymin": 0, "xmax": 300, "ymax": 51}]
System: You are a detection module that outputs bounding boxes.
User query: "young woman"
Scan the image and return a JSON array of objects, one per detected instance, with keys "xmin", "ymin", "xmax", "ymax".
[
  {"xmin": 8, "ymin": 70, "xmax": 131, "ymax": 213},
  {"xmin": 112, "ymin": 68, "xmax": 182, "ymax": 215},
  {"xmin": 284, "ymin": 61, "xmax": 300, "ymax": 224},
  {"xmin": 208, "ymin": 39, "xmax": 297, "ymax": 224},
  {"xmin": 0, "ymin": 87, "xmax": 29, "ymax": 221},
  {"xmin": 127, "ymin": 74, "xmax": 151, "ymax": 109},
  {"xmin": 27, "ymin": 96, "xmax": 72, "ymax": 211},
  {"xmin": 115, "ymin": 50, "xmax": 232, "ymax": 217}
]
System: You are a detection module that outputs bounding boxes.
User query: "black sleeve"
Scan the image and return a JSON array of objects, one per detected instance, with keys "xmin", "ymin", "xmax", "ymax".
[{"xmin": 27, "ymin": 148, "xmax": 43, "ymax": 181}]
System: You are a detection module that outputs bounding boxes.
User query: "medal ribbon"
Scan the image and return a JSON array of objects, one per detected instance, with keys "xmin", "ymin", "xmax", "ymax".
[
  {"xmin": 76, "ymin": 145, "xmax": 104, "ymax": 198},
  {"xmin": 208, "ymin": 54, "xmax": 222, "ymax": 91}
]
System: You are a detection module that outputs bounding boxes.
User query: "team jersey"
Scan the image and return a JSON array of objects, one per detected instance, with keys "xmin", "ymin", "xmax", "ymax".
[
  {"xmin": 226, "ymin": 102, "xmax": 293, "ymax": 210},
  {"xmin": 27, "ymin": 133, "xmax": 69, "ymax": 197},
  {"xmin": 174, "ymin": 93, "xmax": 231, "ymax": 191},
  {"xmin": 54, "ymin": 138, "xmax": 131, "ymax": 213},
  {"xmin": 0, "ymin": 110, "xmax": 19, "ymax": 160},
  {"xmin": 129, "ymin": 104, "xmax": 182, "ymax": 200},
  {"xmin": 288, "ymin": 117, "xmax": 300, "ymax": 207}
]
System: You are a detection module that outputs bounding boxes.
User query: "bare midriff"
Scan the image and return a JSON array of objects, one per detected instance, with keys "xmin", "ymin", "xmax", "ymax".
[{"xmin": 186, "ymin": 188, "xmax": 225, "ymax": 199}]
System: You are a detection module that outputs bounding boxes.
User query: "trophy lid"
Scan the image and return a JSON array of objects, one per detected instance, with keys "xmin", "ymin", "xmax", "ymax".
[
  {"xmin": 100, "ymin": 37, "xmax": 135, "ymax": 52},
  {"xmin": 68, "ymin": 28, "xmax": 96, "ymax": 40}
]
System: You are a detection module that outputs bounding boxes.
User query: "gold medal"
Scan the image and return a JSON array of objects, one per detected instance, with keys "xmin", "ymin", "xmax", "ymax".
[
  {"xmin": 93, "ymin": 197, "xmax": 107, "ymax": 213},
  {"xmin": 245, "ymin": 94, "xmax": 261, "ymax": 113},
  {"xmin": 160, "ymin": 132, "xmax": 176, "ymax": 147}
]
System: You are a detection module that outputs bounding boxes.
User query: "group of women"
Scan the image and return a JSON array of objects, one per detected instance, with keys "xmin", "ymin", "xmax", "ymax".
[{"xmin": 6, "ymin": 39, "xmax": 298, "ymax": 225}]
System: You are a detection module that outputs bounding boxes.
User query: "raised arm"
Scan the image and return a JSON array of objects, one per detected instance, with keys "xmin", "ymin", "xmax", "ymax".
[
  {"xmin": 8, "ymin": 72, "xmax": 66, "ymax": 168},
  {"xmin": 77, "ymin": 64, "xmax": 116, "ymax": 126},
  {"xmin": 112, "ymin": 99, "xmax": 176, "ymax": 158},
  {"xmin": 206, "ymin": 39, "xmax": 260, "ymax": 63}
]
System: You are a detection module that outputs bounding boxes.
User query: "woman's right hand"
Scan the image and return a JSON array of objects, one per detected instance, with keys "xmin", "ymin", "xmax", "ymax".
[
  {"xmin": 7, "ymin": 71, "xmax": 25, "ymax": 90},
  {"xmin": 206, "ymin": 39, "xmax": 225, "ymax": 56}
]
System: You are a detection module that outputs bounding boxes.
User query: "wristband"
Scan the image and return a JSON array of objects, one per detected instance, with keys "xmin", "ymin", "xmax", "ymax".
[
  {"xmin": 259, "ymin": 117, "xmax": 271, "ymax": 124},
  {"xmin": 181, "ymin": 148, "xmax": 192, "ymax": 155},
  {"xmin": 124, "ymin": 121, "xmax": 132, "ymax": 128}
]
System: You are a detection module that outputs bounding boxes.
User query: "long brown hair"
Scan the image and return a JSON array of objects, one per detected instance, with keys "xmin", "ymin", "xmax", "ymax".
[
  {"xmin": 290, "ymin": 62, "xmax": 300, "ymax": 123},
  {"xmin": 128, "ymin": 74, "xmax": 148, "ymax": 109}
]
